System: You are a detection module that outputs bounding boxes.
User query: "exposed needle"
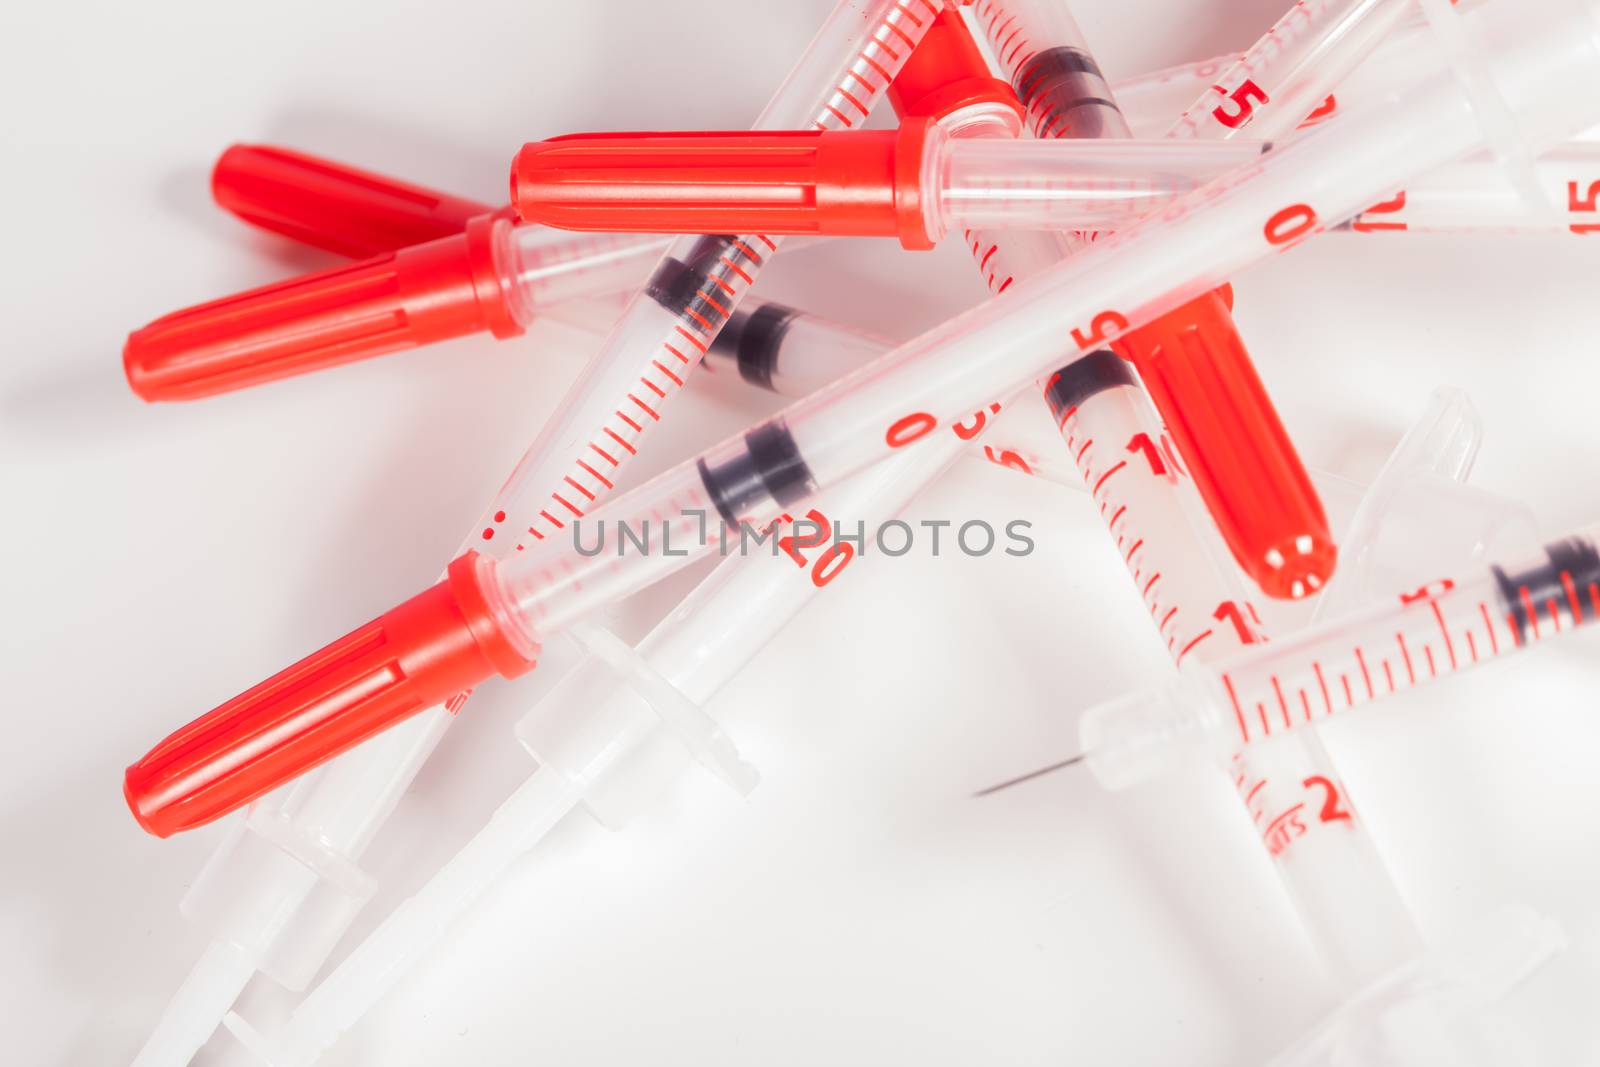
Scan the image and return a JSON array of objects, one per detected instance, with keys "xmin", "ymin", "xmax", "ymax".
[{"xmin": 971, "ymin": 753, "xmax": 1086, "ymax": 797}]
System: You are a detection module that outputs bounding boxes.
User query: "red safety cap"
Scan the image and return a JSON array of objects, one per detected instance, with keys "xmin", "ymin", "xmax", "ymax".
[
  {"xmin": 213, "ymin": 144, "xmax": 498, "ymax": 259},
  {"xmin": 124, "ymin": 213, "xmax": 524, "ymax": 402},
  {"xmin": 1112, "ymin": 289, "xmax": 1336, "ymax": 600},
  {"xmin": 124, "ymin": 553, "xmax": 537, "ymax": 838},
  {"xmin": 511, "ymin": 124, "xmax": 937, "ymax": 250},
  {"xmin": 888, "ymin": 8, "xmax": 1023, "ymax": 125}
]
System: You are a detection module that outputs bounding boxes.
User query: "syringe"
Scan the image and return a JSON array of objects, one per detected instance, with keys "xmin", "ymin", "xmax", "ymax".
[
  {"xmin": 123, "ymin": 180, "xmax": 672, "ymax": 401},
  {"xmin": 125, "ymin": 3, "xmax": 944, "ymax": 1065},
  {"xmin": 1070, "ymin": 521, "xmax": 1600, "ymax": 788},
  {"xmin": 968, "ymin": 0, "xmax": 1419, "ymax": 988},
  {"xmin": 511, "ymin": 125, "xmax": 1600, "ymax": 243},
  {"xmin": 124, "ymin": 0, "xmax": 1600, "ymax": 838}
]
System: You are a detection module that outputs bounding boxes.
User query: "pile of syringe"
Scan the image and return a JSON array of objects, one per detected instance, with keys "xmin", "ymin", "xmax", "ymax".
[{"xmin": 112, "ymin": 0, "xmax": 1600, "ymax": 1064}]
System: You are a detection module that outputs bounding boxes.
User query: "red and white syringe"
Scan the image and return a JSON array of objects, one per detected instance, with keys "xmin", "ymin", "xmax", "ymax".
[
  {"xmin": 1071, "ymin": 522, "xmax": 1600, "ymax": 787},
  {"xmin": 509, "ymin": 127, "xmax": 1600, "ymax": 245}
]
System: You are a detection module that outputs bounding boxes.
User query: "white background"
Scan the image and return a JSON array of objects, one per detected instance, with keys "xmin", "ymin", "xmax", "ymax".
[{"xmin": 4, "ymin": 1, "xmax": 1600, "ymax": 1064}]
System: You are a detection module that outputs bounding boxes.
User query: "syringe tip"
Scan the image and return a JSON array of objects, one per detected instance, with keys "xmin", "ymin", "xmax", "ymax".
[
  {"xmin": 123, "ymin": 553, "xmax": 538, "ymax": 837},
  {"xmin": 1258, "ymin": 532, "xmax": 1339, "ymax": 601},
  {"xmin": 122, "ymin": 216, "xmax": 523, "ymax": 402}
]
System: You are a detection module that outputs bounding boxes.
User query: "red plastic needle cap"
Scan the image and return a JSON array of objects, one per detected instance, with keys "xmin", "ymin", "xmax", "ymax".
[
  {"xmin": 123, "ymin": 214, "xmax": 524, "ymax": 402},
  {"xmin": 887, "ymin": 8, "xmax": 1022, "ymax": 124},
  {"xmin": 124, "ymin": 554, "xmax": 538, "ymax": 838},
  {"xmin": 1113, "ymin": 289, "xmax": 1336, "ymax": 600},
  {"xmin": 213, "ymin": 144, "xmax": 496, "ymax": 258},
  {"xmin": 510, "ymin": 124, "xmax": 936, "ymax": 249}
]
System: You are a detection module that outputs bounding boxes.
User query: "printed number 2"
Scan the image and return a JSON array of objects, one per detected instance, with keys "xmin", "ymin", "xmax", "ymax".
[
  {"xmin": 1569, "ymin": 180, "xmax": 1600, "ymax": 234},
  {"xmin": 778, "ymin": 508, "xmax": 855, "ymax": 588},
  {"xmin": 1212, "ymin": 80, "xmax": 1268, "ymax": 129},
  {"xmin": 1303, "ymin": 775, "xmax": 1353, "ymax": 824}
]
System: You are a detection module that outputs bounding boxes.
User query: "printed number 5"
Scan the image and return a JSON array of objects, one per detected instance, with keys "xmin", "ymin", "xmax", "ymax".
[
  {"xmin": 1212, "ymin": 80, "xmax": 1269, "ymax": 129},
  {"xmin": 1569, "ymin": 180, "xmax": 1600, "ymax": 234}
]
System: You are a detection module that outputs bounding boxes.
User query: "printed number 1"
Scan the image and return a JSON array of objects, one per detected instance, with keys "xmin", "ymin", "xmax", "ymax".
[{"xmin": 1126, "ymin": 433, "xmax": 1167, "ymax": 476}]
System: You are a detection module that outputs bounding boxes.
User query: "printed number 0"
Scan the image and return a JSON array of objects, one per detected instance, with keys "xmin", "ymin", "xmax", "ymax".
[
  {"xmin": 886, "ymin": 412, "xmax": 937, "ymax": 448},
  {"xmin": 1265, "ymin": 204, "xmax": 1318, "ymax": 246}
]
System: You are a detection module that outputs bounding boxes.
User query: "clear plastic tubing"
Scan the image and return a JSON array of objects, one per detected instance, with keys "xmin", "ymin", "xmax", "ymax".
[
  {"xmin": 1080, "ymin": 521, "xmax": 1600, "ymax": 788},
  {"xmin": 124, "ymin": 0, "xmax": 1600, "ymax": 836},
  {"xmin": 973, "ymin": 0, "xmax": 1417, "ymax": 988},
  {"xmin": 1166, "ymin": 0, "xmax": 1418, "ymax": 142},
  {"xmin": 123, "ymin": 3, "xmax": 944, "ymax": 1065}
]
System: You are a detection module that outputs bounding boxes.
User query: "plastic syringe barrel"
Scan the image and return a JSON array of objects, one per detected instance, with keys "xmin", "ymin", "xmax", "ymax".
[
  {"xmin": 125, "ymin": 0, "xmax": 1600, "ymax": 836},
  {"xmin": 1082, "ymin": 522, "xmax": 1600, "ymax": 781}
]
